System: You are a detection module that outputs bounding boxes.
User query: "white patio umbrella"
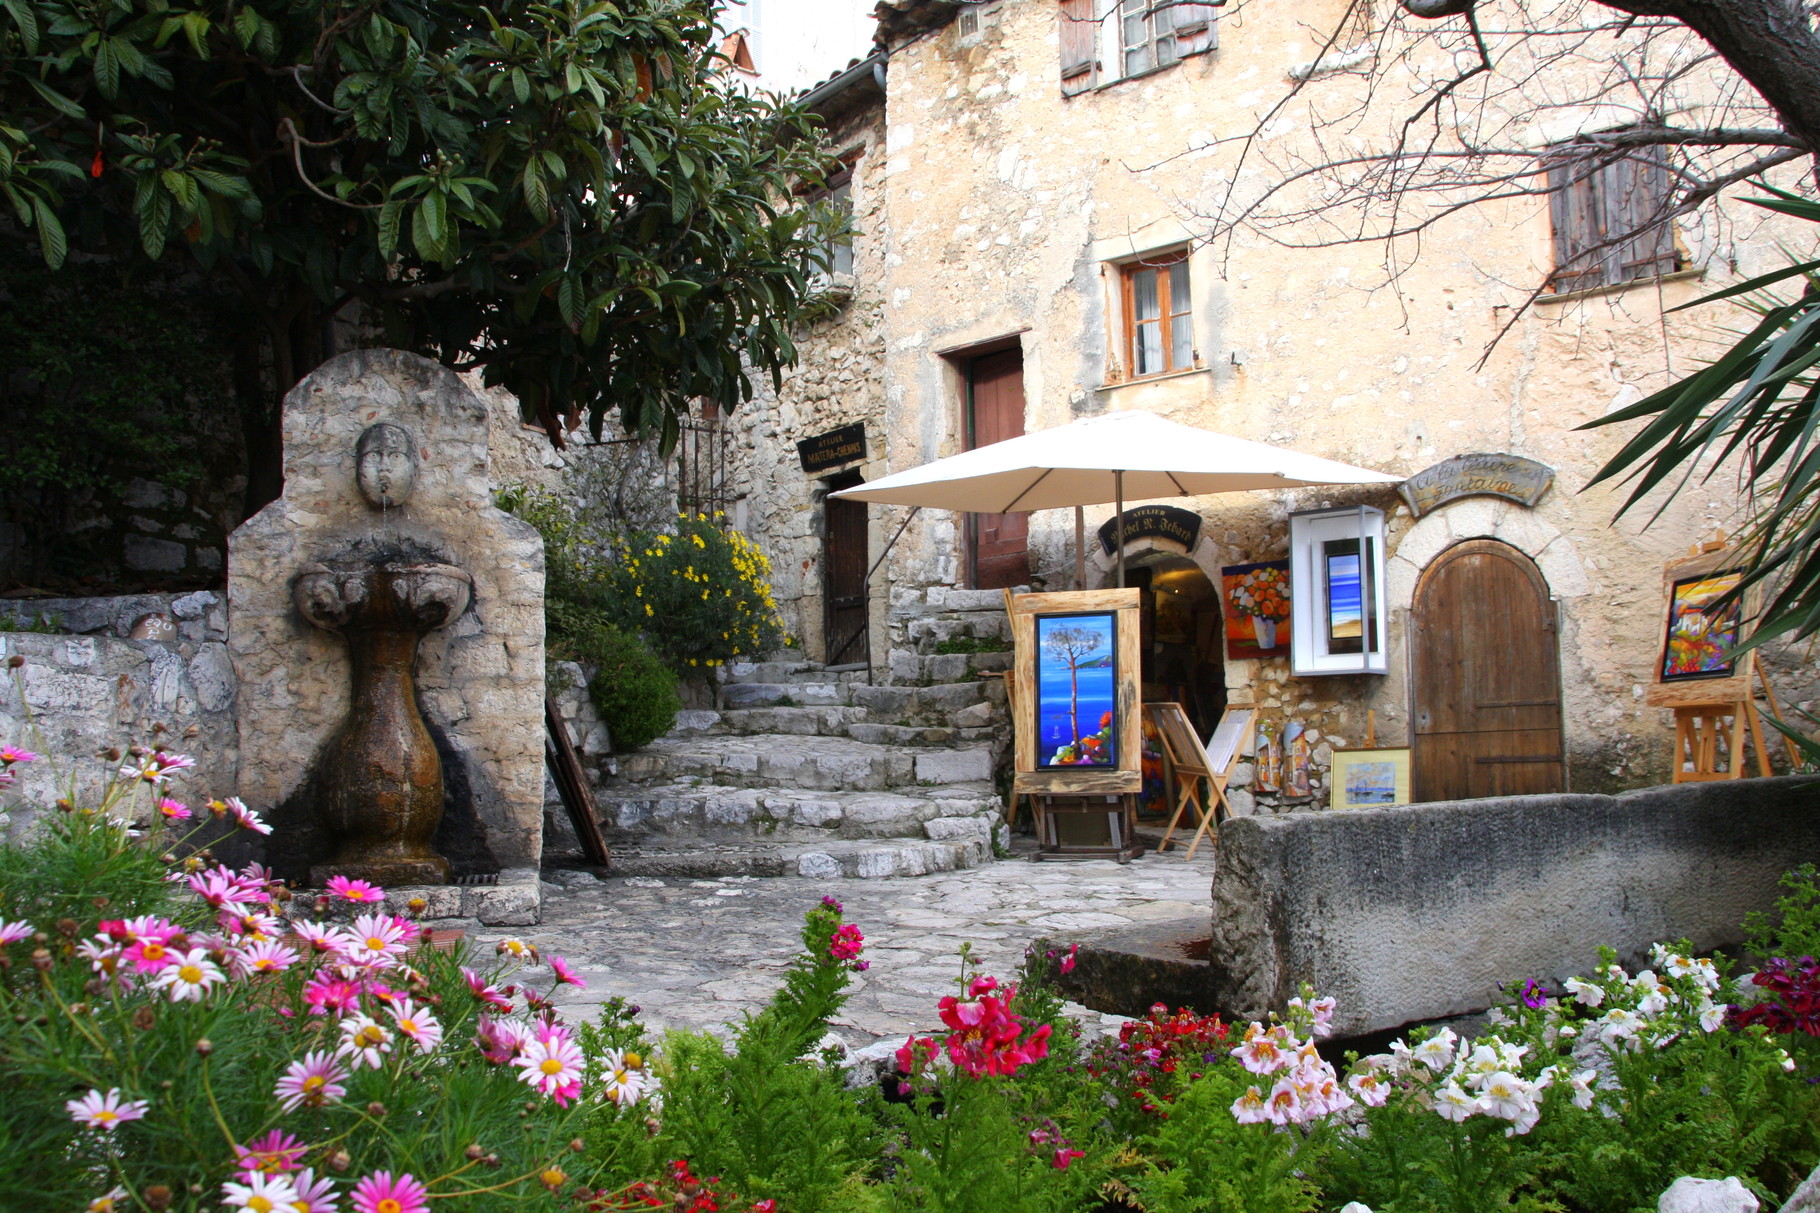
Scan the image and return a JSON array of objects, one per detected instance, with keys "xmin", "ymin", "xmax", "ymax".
[{"xmin": 831, "ymin": 409, "xmax": 1402, "ymax": 586}]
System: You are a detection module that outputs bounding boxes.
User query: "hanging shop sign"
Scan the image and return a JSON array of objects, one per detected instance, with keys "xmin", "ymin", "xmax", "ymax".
[
  {"xmin": 797, "ymin": 422, "xmax": 868, "ymax": 474},
  {"xmin": 1398, "ymin": 453, "xmax": 1554, "ymax": 517},
  {"xmin": 1096, "ymin": 504, "xmax": 1203, "ymax": 555}
]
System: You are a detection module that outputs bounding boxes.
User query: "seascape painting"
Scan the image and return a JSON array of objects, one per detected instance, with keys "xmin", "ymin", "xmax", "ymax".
[
  {"xmin": 1035, "ymin": 611, "xmax": 1118, "ymax": 768},
  {"xmin": 1324, "ymin": 539, "xmax": 1377, "ymax": 654},
  {"xmin": 1344, "ymin": 761, "xmax": 1397, "ymax": 805},
  {"xmin": 1660, "ymin": 570, "xmax": 1743, "ymax": 681},
  {"xmin": 1330, "ymin": 747, "xmax": 1411, "ymax": 809}
]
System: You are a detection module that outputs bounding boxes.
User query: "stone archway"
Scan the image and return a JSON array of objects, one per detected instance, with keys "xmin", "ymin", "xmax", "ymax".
[{"xmin": 1387, "ymin": 499, "xmax": 1590, "ymax": 609}]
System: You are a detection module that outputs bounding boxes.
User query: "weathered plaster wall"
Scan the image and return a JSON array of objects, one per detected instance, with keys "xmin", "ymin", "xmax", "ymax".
[
  {"xmin": 851, "ymin": 0, "xmax": 1820, "ymax": 797},
  {"xmin": 1203, "ymin": 777, "xmax": 1820, "ymax": 1037},
  {"xmin": 229, "ymin": 350, "xmax": 546, "ymax": 881}
]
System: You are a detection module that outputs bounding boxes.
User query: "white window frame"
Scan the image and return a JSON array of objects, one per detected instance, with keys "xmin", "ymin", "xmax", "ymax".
[{"xmin": 1289, "ymin": 505, "xmax": 1389, "ymax": 676}]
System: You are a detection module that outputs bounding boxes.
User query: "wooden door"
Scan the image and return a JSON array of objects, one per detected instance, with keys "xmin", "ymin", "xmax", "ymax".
[
  {"xmin": 967, "ymin": 348, "xmax": 1030, "ymax": 589},
  {"xmin": 823, "ymin": 470, "xmax": 868, "ymax": 666},
  {"xmin": 1412, "ymin": 539, "xmax": 1565, "ymax": 801}
]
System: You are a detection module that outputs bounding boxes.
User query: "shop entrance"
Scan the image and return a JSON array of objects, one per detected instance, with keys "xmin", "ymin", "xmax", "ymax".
[
  {"xmin": 1411, "ymin": 539, "xmax": 1565, "ymax": 801},
  {"xmin": 1125, "ymin": 552, "xmax": 1226, "ymax": 739},
  {"xmin": 822, "ymin": 469, "xmax": 868, "ymax": 667}
]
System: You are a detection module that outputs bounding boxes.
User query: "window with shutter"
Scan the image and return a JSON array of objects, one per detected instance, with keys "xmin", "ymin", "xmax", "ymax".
[
  {"xmin": 1059, "ymin": 0, "xmax": 1099, "ymax": 94},
  {"xmin": 1547, "ymin": 136, "xmax": 1680, "ymax": 293},
  {"xmin": 1121, "ymin": 250, "xmax": 1195, "ymax": 378}
]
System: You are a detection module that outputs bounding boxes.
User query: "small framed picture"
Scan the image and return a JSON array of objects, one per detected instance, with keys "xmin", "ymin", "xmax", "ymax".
[
  {"xmin": 1659, "ymin": 569, "xmax": 1744, "ymax": 682},
  {"xmin": 1329, "ymin": 747, "xmax": 1411, "ymax": 809}
]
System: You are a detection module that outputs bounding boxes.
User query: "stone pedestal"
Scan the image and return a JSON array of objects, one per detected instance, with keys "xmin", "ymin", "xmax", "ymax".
[{"xmin": 229, "ymin": 350, "xmax": 546, "ymax": 895}]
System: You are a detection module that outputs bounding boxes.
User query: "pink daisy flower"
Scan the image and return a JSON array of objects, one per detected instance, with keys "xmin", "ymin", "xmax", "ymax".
[
  {"xmin": 77, "ymin": 939, "xmax": 126, "ymax": 981},
  {"xmin": 351, "ymin": 1171, "xmax": 428, "ymax": 1213},
  {"xmin": 474, "ymin": 1015, "xmax": 532, "ymax": 1065},
  {"xmin": 232, "ymin": 939, "xmax": 297, "ymax": 977},
  {"xmin": 274, "ymin": 1050, "xmax": 347, "ymax": 1112},
  {"xmin": 0, "ymin": 745, "xmax": 39, "ymax": 764},
  {"xmin": 155, "ymin": 798, "xmax": 190, "ymax": 821},
  {"xmin": 385, "ymin": 997, "xmax": 444, "ymax": 1052},
  {"xmin": 337, "ymin": 1014, "xmax": 394, "ymax": 1069},
  {"xmin": 0, "ymin": 918, "xmax": 34, "ymax": 946},
  {"xmin": 290, "ymin": 1169, "xmax": 339, "ymax": 1213},
  {"xmin": 187, "ymin": 867, "xmax": 258, "ymax": 913},
  {"xmin": 345, "ymin": 913, "xmax": 408, "ymax": 965},
  {"xmin": 462, "ymin": 968, "xmax": 515, "ymax": 1012},
  {"xmin": 290, "ymin": 920, "xmax": 341, "ymax": 954},
  {"xmin": 325, "ymin": 875, "xmax": 386, "ymax": 904},
  {"xmin": 151, "ymin": 948, "xmax": 225, "ymax": 1002},
  {"xmin": 512, "ymin": 1025, "xmax": 584, "ymax": 1097},
  {"xmin": 220, "ymin": 1172, "xmax": 299, "ymax": 1212},
  {"xmin": 66, "ymin": 1088, "xmax": 149, "ymax": 1131},
  {"xmin": 303, "ymin": 975, "xmax": 362, "ymax": 1016},
  {"xmin": 122, "ymin": 937, "xmax": 178, "ymax": 974},
  {"xmin": 225, "ymin": 797, "xmax": 273, "ymax": 835},
  {"xmin": 233, "ymin": 1129, "xmax": 307, "ymax": 1176},
  {"xmin": 548, "ymin": 955, "xmax": 587, "ymax": 989}
]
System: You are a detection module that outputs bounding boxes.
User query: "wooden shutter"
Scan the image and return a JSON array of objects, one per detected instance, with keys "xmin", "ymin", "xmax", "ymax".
[
  {"xmin": 1173, "ymin": 0, "xmax": 1218, "ymax": 55},
  {"xmin": 1608, "ymin": 152, "xmax": 1678, "ymax": 284},
  {"xmin": 1547, "ymin": 152, "xmax": 1605, "ymax": 292},
  {"xmin": 1060, "ymin": 0, "xmax": 1098, "ymax": 94}
]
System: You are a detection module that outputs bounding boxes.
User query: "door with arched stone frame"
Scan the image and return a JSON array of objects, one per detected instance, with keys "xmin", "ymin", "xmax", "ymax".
[{"xmin": 1411, "ymin": 539, "xmax": 1566, "ymax": 801}]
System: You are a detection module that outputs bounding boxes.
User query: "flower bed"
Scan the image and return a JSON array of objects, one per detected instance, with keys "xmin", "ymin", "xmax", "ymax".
[{"xmin": 1, "ymin": 738, "xmax": 1817, "ymax": 1212}]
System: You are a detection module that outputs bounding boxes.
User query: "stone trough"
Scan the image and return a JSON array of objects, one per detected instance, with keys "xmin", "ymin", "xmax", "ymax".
[{"xmin": 1051, "ymin": 775, "xmax": 1820, "ymax": 1038}]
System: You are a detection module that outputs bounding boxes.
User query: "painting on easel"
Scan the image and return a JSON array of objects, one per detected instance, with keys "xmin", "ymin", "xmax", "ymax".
[
  {"xmin": 1660, "ymin": 570, "xmax": 1744, "ymax": 682},
  {"xmin": 1035, "ymin": 611, "xmax": 1119, "ymax": 768}
]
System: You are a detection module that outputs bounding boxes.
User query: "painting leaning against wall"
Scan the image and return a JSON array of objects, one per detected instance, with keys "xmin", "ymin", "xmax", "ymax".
[{"xmin": 1035, "ymin": 611, "xmax": 1119, "ymax": 768}]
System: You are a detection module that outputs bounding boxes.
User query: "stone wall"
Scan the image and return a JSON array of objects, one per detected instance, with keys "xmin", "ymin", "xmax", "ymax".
[
  {"xmin": 229, "ymin": 350, "xmax": 546, "ymax": 882},
  {"xmin": 1203, "ymin": 777, "xmax": 1820, "ymax": 1037},
  {"xmin": 0, "ymin": 591, "xmax": 237, "ymax": 837}
]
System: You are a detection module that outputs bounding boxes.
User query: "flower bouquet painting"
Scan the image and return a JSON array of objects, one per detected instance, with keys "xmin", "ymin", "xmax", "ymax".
[
  {"xmin": 1660, "ymin": 570, "xmax": 1744, "ymax": 681},
  {"xmin": 1036, "ymin": 612, "xmax": 1119, "ymax": 768},
  {"xmin": 1222, "ymin": 560, "xmax": 1292, "ymax": 659}
]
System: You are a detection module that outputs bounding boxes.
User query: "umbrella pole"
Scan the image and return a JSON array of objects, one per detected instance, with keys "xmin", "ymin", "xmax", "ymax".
[
  {"xmin": 1115, "ymin": 470, "xmax": 1126, "ymax": 589},
  {"xmin": 1074, "ymin": 506, "xmax": 1085, "ymax": 590}
]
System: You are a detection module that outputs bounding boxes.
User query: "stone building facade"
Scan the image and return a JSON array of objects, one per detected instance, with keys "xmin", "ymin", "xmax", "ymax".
[{"xmin": 714, "ymin": 0, "xmax": 1819, "ymax": 806}]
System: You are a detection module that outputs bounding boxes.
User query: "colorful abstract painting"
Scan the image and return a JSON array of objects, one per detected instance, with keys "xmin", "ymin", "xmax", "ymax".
[
  {"xmin": 1222, "ymin": 560, "xmax": 1291, "ymax": 659},
  {"xmin": 1035, "ymin": 611, "xmax": 1118, "ymax": 768},
  {"xmin": 1660, "ymin": 570, "xmax": 1743, "ymax": 681}
]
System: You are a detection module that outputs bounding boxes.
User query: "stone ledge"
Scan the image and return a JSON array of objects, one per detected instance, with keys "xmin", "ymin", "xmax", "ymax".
[{"xmin": 317, "ymin": 868, "xmax": 542, "ymax": 926}]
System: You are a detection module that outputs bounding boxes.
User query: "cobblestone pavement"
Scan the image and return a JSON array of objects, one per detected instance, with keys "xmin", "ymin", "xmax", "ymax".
[{"xmin": 500, "ymin": 847, "xmax": 1216, "ymax": 1050}]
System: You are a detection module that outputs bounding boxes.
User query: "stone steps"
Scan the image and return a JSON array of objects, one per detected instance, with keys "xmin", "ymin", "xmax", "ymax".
[
  {"xmin": 617, "ymin": 732, "xmax": 996, "ymax": 791},
  {"xmin": 722, "ymin": 658, "xmax": 871, "ymax": 686},
  {"xmin": 595, "ymin": 779, "xmax": 1001, "ymax": 839},
  {"xmin": 602, "ymin": 832, "xmax": 996, "ymax": 880}
]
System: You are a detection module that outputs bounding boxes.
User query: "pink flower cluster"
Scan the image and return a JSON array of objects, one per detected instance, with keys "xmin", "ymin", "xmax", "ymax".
[
  {"xmin": 898, "ymin": 974, "xmax": 1053, "ymax": 1083},
  {"xmin": 1227, "ymin": 1003, "xmax": 1352, "ymax": 1128},
  {"xmin": 0, "ymin": 743, "xmax": 36, "ymax": 790},
  {"xmin": 829, "ymin": 923, "xmax": 867, "ymax": 970}
]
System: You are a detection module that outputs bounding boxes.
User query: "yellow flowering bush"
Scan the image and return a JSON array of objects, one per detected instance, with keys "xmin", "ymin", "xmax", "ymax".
[{"xmin": 608, "ymin": 513, "xmax": 789, "ymax": 676}]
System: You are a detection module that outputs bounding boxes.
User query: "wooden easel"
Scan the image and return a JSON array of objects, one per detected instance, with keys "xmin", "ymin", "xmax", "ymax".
[
  {"xmin": 1147, "ymin": 702, "xmax": 1256, "ymax": 860},
  {"xmin": 1647, "ymin": 538, "xmax": 1792, "ymax": 782}
]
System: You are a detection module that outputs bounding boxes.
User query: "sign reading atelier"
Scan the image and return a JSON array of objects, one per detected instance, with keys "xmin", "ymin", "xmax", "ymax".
[
  {"xmin": 1096, "ymin": 505, "xmax": 1203, "ymax": 556},
  {"xmin": 1397, "ymin": 452, "xmax": 1555, "ymax": 518},
  {"xmin": 797, "ymin": 422, "xmax": 868, "ymax": 474}
]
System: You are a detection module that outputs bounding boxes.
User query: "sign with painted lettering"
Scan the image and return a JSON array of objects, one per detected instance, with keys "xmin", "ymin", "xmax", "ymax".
[
  {"xmin": 1097, "ymin": 505, "xmax": 1203, "ymax": 555},
  {"xmin": 1397, "ymin": 453, "xmax": 1554, "ymax": 517},
  {"xmin": 797, "ymin": 422, "xmax": 867, "ymax": 474}
]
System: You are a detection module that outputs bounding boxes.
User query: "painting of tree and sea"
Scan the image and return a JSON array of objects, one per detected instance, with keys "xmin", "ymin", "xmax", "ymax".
[{"xmin": 1035, "ymin": 612, "xmax": 1119, "ymax": 768}]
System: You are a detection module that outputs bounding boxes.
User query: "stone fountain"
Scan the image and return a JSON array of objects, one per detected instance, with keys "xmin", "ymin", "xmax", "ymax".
[{"xmin": 228, "ymin": 350, "xmax": 546, "ymax": 913}]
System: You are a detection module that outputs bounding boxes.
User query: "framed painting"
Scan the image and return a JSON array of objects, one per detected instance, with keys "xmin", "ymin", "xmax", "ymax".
[
  {"xmin": 1221, "ymin": 560, "xmax": 1291, "ymax": 659},
  {"xmin": 1660, "ymin": 569, "xmax": 1743, "ymax": 682},
  {"xmin": 1330, "ymin": 747, "xmax": 1412, "ymax": 809},
  {"xmin": 1034, "ymin": 611, "xmax": 1120, "ymax": 768}
]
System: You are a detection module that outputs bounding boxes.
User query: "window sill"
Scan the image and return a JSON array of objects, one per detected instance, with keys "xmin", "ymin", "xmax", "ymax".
[
  {"xmin": 1067, "ymin": 46, "xmax": 1214, "ymax": 96},
  {"xmin": 1096, "ymin": 365, "xmax": 1210, "ymax": 392},
  {"xmin": 1534, "ymin": 266, "xmax": 1702, "ymax": 306}
]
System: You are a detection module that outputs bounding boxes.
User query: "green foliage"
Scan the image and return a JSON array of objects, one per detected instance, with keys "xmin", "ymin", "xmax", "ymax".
[
  {"xmin": 608, "ymin": 514, "xmax": 789, "ymax": 675},
  {"xmin": 1746, "ymin": 863, "xmax": 1820, "ymax": 959},
  {"xmin": 0, "ymin": 0, "xmax": 840, "ymax": 442},
  {"xmin": 1584, "ymin": 184, "xmax": 1820, "ymax": 650},
  {"xmin": 551, "ymin": 603, "xmax": 679, "ymax": 750},
  {"xmin": 1126, "ymin": 1070, "xmax": 1328, "ymax": 1213},
  {"xmin": 0, "ymin": 611, "xmax": 62, "ymax": 633},
  {"xmin": 1319, "ymin": 1093, "xmax": 1553, "ymax": 1213}
]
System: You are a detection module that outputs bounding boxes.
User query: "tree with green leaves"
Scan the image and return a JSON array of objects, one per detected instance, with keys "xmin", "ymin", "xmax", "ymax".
[{"xmin": 0, "ymin": 0, "xmax": 836, "ymax": 511}]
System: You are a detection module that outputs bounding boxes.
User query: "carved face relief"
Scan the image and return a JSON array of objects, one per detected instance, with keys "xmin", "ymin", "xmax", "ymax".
[{"xmin": 355, "ymin": 423, "xmax": 418, "ymax": 509}]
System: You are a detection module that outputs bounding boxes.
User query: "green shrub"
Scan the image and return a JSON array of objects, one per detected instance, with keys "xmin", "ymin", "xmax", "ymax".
[
  {"xmin": 1746, "ymin": 863, "xmax": 1820, "ymax": 959},
  {"xmin": 607, "ymin": 513, "xmax": 789, "ymax": 675},
  {"xmin": 550, "ymin": 604, "xmax": 679, "ymax": 750},
  {"xmin": 932, "ymin": 636, "xmax": 1010, "ymax": 655}
]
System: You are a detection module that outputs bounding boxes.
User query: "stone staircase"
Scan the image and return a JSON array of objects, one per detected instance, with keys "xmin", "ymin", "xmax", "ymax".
[{"xmin": 584, "ymin": 614, "xmax": 1015, "ymax": 878}]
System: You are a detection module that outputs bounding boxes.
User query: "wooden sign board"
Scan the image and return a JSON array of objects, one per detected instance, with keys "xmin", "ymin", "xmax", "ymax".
[
  {"xmin": 1010, "ymin": 588, "xmax": 1143, "ymax": 795},
  {"xmin": 796, "ymin": 422, "xmax": 867, "ymax": 474},
  {"xmin": 1644, "ymin": 546, "xmax": 1761, "ymax": 708},
  {"xmin": 1096, "ymin": 504, "xmax": 1203, "ymax": 555},
  {"xmin": 1398, "ymin": 452, "xmax": 1554, "ymax": 518}
]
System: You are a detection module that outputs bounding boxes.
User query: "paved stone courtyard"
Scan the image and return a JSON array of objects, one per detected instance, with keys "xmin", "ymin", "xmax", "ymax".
[{"xmin": 508, "ymin": 848, "xmax": 1216, "ymax": 1051}]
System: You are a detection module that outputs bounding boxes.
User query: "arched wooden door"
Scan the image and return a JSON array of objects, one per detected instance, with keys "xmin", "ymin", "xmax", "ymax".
[{"xmin": 1411, "ymin": 539, "xmax": 1565, "ymax": 801}]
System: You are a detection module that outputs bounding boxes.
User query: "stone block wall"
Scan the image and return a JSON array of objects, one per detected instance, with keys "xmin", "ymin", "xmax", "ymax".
[
  {"xmin": 1205, "ymin": 777, "xmax": 1820, "ymax": 1037},
  {"xmin": 0, "ymin": 591, "xmax": 237, "ymax": 837}
]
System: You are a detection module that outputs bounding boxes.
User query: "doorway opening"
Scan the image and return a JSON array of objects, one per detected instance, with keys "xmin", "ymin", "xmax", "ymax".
[
  {"xmin": 1125, "ymin": 551, "xmax": 1226, "ymax": 738},
  {"xmin": 965, "ymin": 346, "xmax": 1029, "ymax": 589},
  {"xmin": 822, "ymin": 468, "xmax": 868, "ymax": 668},
  {"xmin": 1411, "ymin": 538, "xmax": 1565, "ymax": 801}
]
